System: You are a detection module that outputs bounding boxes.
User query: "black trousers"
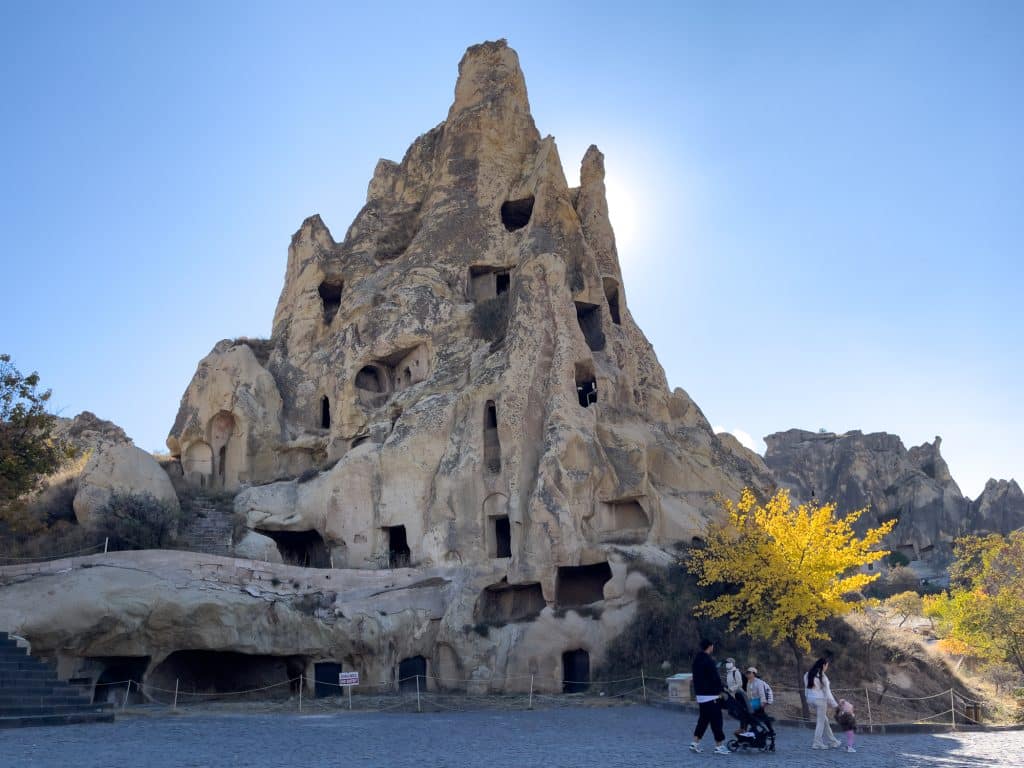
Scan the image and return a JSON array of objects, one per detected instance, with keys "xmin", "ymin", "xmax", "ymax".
[{"xmin": 694, "ymin": 699, "xmax": 725, "ymax": 742}]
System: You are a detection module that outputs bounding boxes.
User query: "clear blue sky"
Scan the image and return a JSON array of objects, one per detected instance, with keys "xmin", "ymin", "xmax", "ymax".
[{"xmin": 1, "ymin": 1, "xmax": 1020, "ymax": 498}]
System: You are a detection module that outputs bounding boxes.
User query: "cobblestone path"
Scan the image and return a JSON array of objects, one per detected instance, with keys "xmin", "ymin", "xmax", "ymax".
[{"xmin": 5, "ymin": 706, "xmax": 1021, "ymax": 768}]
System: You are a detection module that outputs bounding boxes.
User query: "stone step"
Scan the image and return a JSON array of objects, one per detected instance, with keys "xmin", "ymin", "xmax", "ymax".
[
  {"xmin": 0, "ymin": 703, "xmax": 109, "ymax": 717},
  {"xmin": 0, "ymin": 693, "xmax": 91, "ymax": 706},
  {"xmin": 0, "ymin": 710, "xmax": 115, "ymax": 729}
]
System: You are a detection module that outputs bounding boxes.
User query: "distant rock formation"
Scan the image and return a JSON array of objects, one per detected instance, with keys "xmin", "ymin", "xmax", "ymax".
[{"xmin": 764, "ymin": 429, "xmax": 1022, "ymax": 565}]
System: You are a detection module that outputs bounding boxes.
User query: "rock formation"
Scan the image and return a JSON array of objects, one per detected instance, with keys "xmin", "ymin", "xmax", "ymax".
[
  {"xmin": 763, "ymin": 429, "xmax": 1023, "ymax": 566},
  {"xmin": 0, "ymin": 40, "xmax": 772, "ymax": 697}
]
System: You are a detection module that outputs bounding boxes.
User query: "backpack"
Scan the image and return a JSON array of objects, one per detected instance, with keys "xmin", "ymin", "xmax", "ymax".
[{"xmin": 762, "ymin": 680, "xmax": 774, "ymax": 704}]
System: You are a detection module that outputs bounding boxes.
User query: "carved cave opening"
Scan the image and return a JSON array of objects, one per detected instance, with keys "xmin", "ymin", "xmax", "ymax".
[
  {"xmin": 398, "ymin": 655, "xmax": 426, "ymax": 692},
  {"xmin": 555, "ymin": 562, "xmax": 612, "ymax": 607},
  {"xmin": 500, "ymin": 195, "xmax": 534, "ymax": 231},
  {"xmin": 148, "ymin": 651, "xmax": 305, "ymax": 698},
  {"xmin": 574, "ymin": 302, "xmax": 606, "ymax": 352},
  {"xmin": 575, "ymin": 362, "xmax": 597, "ymax": 408},
  {"xmin": 255, "ymin": 528, "xmax": 331, "ymax": 569},
  {"xmin": 320, "ymin": 396, "xmax": 331, "ymax": 429},
  {"xmin": 385, "ymin": 524, "xmax": 411, "ymax": 568},
  {"xmin": 318, "ymin": 280, "xmax": 343, "ymax": 324},
  {"xmin": 603, "ymin": 278, "xmax": 621, "ymax": 325},
  {"xmin": 469, "ymin": 265, "xmax": 512, "ymax": 302},
  {"xmin": 562, "ymin": 649, "xmax": 590, "ymax": 693},
  {"xmin": 355, "ymin": 346, "xmax": 430, "ymax": 408},
  {"xmin": 314, "ymin": 661, "xmax": 341, "ymax": 698},
  {"xmin": 597, "ymin": 500, "xmax": 650, "ymax": 542},
  {"xmin": 491, "ymin": 515, "xmax": 511, "ymax": 558},
  {"xmin": 90, "ymin": 656, "xmax": 150, "ymax": 704},
  {"xmin": 484, "ymin": 400, "xmax": 501, "ymax": 473},
  {"xmin": 475, "ymin": 580, "xmax": 545, "ymax": 624}
]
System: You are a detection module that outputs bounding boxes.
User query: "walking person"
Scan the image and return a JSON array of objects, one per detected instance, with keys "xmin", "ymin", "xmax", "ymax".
[
  {"xmin": 804, "ymin": 656, "xmax": 841, "ymax": 750},
  {"xmin": 690, "ymin": 639, "xmax": 730, "ymax": 755},
  {"xmin": 835, "ymin": 698, "xmax": 857, "ymax": 753},
  {"xmin": 723, "ymin": 658, "xmax": 742, "ymax": 694}
]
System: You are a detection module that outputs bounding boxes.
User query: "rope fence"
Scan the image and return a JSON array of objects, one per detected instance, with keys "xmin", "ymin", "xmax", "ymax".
[{"xmin": 83, "ymin": 671, "xmax": 990, "ymax": 728}]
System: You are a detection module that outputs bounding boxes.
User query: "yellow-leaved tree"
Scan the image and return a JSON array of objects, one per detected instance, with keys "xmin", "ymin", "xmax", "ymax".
[{"xmin": 688, "ymin": 488, "xmax": 895, "ymax": 716}]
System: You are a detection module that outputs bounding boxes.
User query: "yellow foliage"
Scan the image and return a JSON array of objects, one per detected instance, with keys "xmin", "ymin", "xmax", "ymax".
[{"xmin": 689, "ymin": 488, "xmax": 895, "ymax": 653}]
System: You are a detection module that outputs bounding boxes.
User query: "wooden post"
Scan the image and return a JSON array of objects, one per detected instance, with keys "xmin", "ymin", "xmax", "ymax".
[
  {"xmin": 347, "ymin": 684, "xmax": 353, "ymax": 711},
  {"xmin": 416, "ymin": 674, "xmax": 421, "ymax": 713},
  {"xmin": 122, "ymin": 680, "xmax": 131, "ymax": 710},
  {"xmin": 641, "ymin": 669, "xmax": 647, "ymax": 704},
  {"xmin": 864, "ymin": 686, "xmax": 872, "ymax": 734},
  {"xmin": 104, "ymin": 537, "xmax": 109, "ymax": 554},
  {"xmin": 951, "ymin": 689, "xmax": 956, "ymax": 730},
  {"xmin": 529, "ymin": 674, "xmax": 534, "ymax": 710},
  {"xmin": 299, "ymin": 674, "xmax": 303, "ymax": 712},
  {"xmin": 173, "ymin": 678, "xmax": 179, "ymax": 710}
]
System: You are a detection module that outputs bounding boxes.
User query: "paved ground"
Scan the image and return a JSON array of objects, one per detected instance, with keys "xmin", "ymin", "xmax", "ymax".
[{"xmin": 5, "ymin": 706, "xmax": 1022, "ymax": 768}]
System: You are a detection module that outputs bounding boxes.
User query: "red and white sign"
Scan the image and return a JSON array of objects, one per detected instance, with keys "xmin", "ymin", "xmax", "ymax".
[{"xmin": 338, "ymin": 672, "xmax": 360, "ymax": 687}]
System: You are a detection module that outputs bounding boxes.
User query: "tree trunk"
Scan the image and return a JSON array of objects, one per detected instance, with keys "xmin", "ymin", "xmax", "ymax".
[{"xmin": 788, "ymin": 639, "xmax": 808, "ymax": 721}]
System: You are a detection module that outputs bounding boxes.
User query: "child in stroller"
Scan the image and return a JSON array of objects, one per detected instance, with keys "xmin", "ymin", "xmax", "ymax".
[{"xmin": 722, "ymin": 688, "xmax": 776, "ymax": 752}]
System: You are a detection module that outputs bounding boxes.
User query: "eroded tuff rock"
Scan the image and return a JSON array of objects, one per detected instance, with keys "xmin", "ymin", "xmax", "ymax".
[
  {"xmin": 969, "ymin": 479, "xmax": 1024, "ymax": 535},
  {"xmin": 53, "ymin": 411, "xmax": 130, "ymax": 454},
  {"xmin": 73, "ymin": 442, "xmax": 180, "ymax": 524}
]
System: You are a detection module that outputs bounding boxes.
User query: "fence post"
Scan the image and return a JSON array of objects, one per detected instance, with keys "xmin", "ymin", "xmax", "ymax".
[
  {"xmin": 122, "ymin": 680, "xmax": 131, "ymax": 710},
  {"xmin": 641, "ymin": 669, "xmax": 647, "ymax": 704},
  {"xmin": 529, "ymin": 674, "xmax": 534, "ymax": 710},
  {"xmin": 864, "ymin": 686, "xmax": 872, "ymax": 734},
  {"xmin": 950, "ymin": 689, "xmax": 956, "ymax": 730},
  {"xmin": 416, "ymin": 674, "xmax": 421, "ymax": 713},
  {"xmin": 104, "ymin": 537, "xmax": 109, "ymax": 554},
  {"xmin": 299, "ymin": 674, "xmax": 303, "ymax": 712},
  {"xmin": 348, "ymin": 684, "xmax": 353, "ymax": 711},
  {"xmin": 173, "ymin": 678, "xmax": 179, "ymax": 710}
]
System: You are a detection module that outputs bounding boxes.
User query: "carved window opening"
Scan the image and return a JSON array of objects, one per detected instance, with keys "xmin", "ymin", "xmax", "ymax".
[
  {"xmin": 574, "ymin": 302, "xmax": 605, "ymax": 352},
  {"xmin": 320, "ymin": 396, "xmax": 331, "ymax": 429},
  {"xmin": 254, "ymin": 529, "xmax": 331, "ymax": 569},
  {"xmin": 496, "ymin": 271, "xmax": 510, "ymax": 294},
  {"xmin": 356, "ymin": 365, "xmax": 385, "ymax": 393},
  {"xmin": 555, "ymin": 562, "xmax": 611, "ymax": 607},
  {"xmin": 318, "ymin": 280, "xmax": 343, "ymax": 324},
  {"xmin": 603, "ymin": 278, "xmax": 621, "ymax": 325},
  {"xmin": 398, "ymin": 656, "xmax": 426, "ymax": 692},
  {"xmin": 562, "ymin": 649, "xmax": 590, "ymax": 693},
  {"xmin": 474, "ymin": 580, "xmax": 544, "ymax": 624},
  {"xmin": 385, "ymin": 525, "xmax": 410, "ymax": 568},
  {"xmin": 500, "ymin": 195, "xmax": 534, "ymax": 231},
  {"xmin": 596, "ymin": 500, "xmax": 650, "ymax": 543},
  {"xmin": 484, "ymin": 400, "xmax": 501, "ymax": 473},
  {"xmin": 491, "ymin": 516, "xmax": 511, "ymax": 558},
  {"xmin": 575, "ymin": 362, "xmax": 597, "ymax": 408},
  {"xmin": 469, "ymin": 266, "xmax": 512, "ymax": 302}
]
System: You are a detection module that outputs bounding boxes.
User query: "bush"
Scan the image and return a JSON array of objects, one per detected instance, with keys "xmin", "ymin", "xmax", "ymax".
[
  {"xmin": 93, "ymin": 492, "xmax": 184, "ymax": 550},
  {"xmin": 471, "ymin": 296, "xmax": 509, "ymax": 342},
  {"xmin": 887, "ymin": 551, "xmax": 911, "ymax": 567}
]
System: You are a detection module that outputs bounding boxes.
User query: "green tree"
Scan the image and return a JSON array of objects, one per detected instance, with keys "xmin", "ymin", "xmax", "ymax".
[
  {"xmin": 688, "ymin": 488, "xmax": 895, "ymax": 716},
  {"xmin": 885, "ymin": 590, "xmax": 924, "ymax": 627},
  {"xmin": 926, "ymin": 532, "xmax": 1024, "ymax": 676},
  {"xmin": 1, "ymin": 354, "xmax": 69, "ymax": 507}
]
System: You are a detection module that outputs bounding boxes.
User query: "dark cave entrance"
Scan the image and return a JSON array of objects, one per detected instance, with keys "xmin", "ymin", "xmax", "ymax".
[
  {"xmin": 255, "ymin": 528, "xmax": 331, "ymax": 569},
  {"xmin": 320, "ymin": 396, "xmax": 331, "ymax": 429},
  {"xmin": 603, "ymin": 278, "xmax": 621, "ymax": 325},
  {"xmin": 500, "ymin": 196, "xmax": 534, "ymax": 231},
  {"xmin": 491, "ymin": 515, "xmax": 511, "ymax": 558},
  {"xmin": 318, "ymin": 280, "xmax": 344, "ymax": 324},
  {"xmin": 398, "ymin": 656, "xmax": 427, "ymax": 692},
  {"xmin": 91, "ymin": 656, "xmax": 150, "ymax": 704},
  {"xmin": 148, "ymin": 651, "xmax": 305, "ymax": 699},
  {"xmin": 314, "ymin": 661, "xmax": 342, "ymax": 698},
  {"xmin": 484, "ymin": 400, "xmax": 501, "ymax": 473},
  {"xmin": 575, "ymin": 362, "xmax": 597, "ymax": 408},
  {"xmin": 555, "ymin": 562, "xmax": 612, "ymax": 607},
  {"xmin": 475, "ymin": 580, "xmax": 545, "ymax": 623},
  {"xmin": 385, "ymin": 525, "xmax": 411, "ymax": 568},
  {"xmin": 562, "ymin": 649, "xmax": 590, "ymax": 693}
]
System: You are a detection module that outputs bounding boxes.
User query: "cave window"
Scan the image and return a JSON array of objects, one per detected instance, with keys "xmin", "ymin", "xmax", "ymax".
[
  {"xmin": 318, "ymin": 280, "xmax": 343, "ymax": 324},
  {"xmin": 555, "ymin": 562, "xmax": 612, "ymax": 607},
  {"xmin": 475, "ymin": 580, "xmax": 545, "ymax": 623},
  {"xmin": 484, "ymin": 400, "xmax": 501, "ymax": 473},
  {"xmin": 254, "ymin": 529, "xmax": 331, "ymax": 568},
  {"xmin": 492, "ymin": 516, "xmax": 511, "ymax": 558},
  {"xmin": 495, "ymin": 271, "xmax": 510, "ymax": 295},
  {"xmin": 603, "ymin": 278, "xmax": 621, "ymax": 325},
  {"xmin": 355, "ymin": 366, "xmax": 384, "ymax": 393},
  {"xmin": 385, "ymin": 525, "xmax": 410, "ymax": 568},
  {"xmin": 320, "ymin": 396, "xmax": 331, "ymax": 429},
  {"xmin": 574, "ymin": 302, "xmax": 605, "ymax": 352},
  {"xmin": 575, "ymin": 363, "xmax": 597, "ymax": 408},
  {"xmin": 500, "ymin": 196, "xmax": 534, "ymax": 232},
  {"xmin": 562, "ymin": 649, "xmax": 590, "ymax": 693}
]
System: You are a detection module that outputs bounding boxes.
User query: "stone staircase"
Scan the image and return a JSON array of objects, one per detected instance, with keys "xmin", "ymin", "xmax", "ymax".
[
  {"xmin": 179, "ymin": 493, "xmax": 236, "ymax": 556},
  {"xmin": 0, "ymin": 632, "xmax": 114, "ymax": 728}
]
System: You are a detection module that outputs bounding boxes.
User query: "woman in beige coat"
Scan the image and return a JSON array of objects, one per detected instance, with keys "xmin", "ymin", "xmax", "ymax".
[{"xmin": 804, "ymin": 657, "xmax": 841, "ymax": 749}]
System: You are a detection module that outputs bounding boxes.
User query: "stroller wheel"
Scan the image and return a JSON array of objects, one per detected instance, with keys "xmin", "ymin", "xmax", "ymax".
[{"xmin": 726, "ymin": 739, "xmax": 740, "ymax": 753}]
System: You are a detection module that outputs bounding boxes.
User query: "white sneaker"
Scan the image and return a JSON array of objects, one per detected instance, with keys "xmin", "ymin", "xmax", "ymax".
[
  {"xmin": 741, "ymin": 731, "xmax": 755, "ymax": 738},
  {"xmin": 689, "ymin": 743, "xmax": 703, "ymax": 753},
  {"xmin": 713, "ymin": 745, "xmax": 731, "ymax": 755},
  {"xmin": 846, "ymin": 746, "xmax": 857, "ymax": 753}
]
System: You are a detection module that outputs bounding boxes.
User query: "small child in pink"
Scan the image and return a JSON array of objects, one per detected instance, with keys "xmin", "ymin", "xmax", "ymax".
[{"xmin": 835, "ymin": 698, "xmax": 857, "ymax": 753}]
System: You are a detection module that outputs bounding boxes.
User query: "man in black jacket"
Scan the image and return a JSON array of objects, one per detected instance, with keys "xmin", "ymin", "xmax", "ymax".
[{"xmin": 690, "ymin": 639, "xmax": 730, "ymax": 755}]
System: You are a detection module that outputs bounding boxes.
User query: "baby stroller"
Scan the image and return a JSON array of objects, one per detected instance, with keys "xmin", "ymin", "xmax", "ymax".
[{"xmin": 722, "ymin": 691, "xmax": 776, "ymax": 753}]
